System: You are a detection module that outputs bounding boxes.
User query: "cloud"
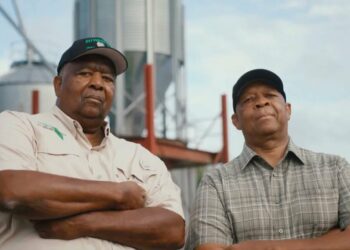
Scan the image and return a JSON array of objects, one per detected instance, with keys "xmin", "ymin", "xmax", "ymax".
[
  {"xmin": 290, "ymin": 99, "xmax": 350, "ymax": 160},
  {"xmin": 185, "ymin": 1, "xmax": 350, "ymax": 161},
  {"xmin": 308, "ymin": 1, "xmax": 350, "ymax": 18},
  {"xmin": 0, "ymin": 0, "xmax": 74, "ymax": 67},
  {"xmin": 1, "ymin": 0, "xmax": 349, "ymax": 162}
]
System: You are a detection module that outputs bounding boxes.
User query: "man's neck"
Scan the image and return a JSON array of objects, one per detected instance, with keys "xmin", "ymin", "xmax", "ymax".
[
  {"xmin": 79, "ymin": 119, "xmax": 106, "ymax": 147},
  {"xmin": 85, "ymin": 130, "xmax": 104, "ymax": 147},
  {"xmin": 246, "ymin": 135, "xmax": 289, "ymax": 168}
]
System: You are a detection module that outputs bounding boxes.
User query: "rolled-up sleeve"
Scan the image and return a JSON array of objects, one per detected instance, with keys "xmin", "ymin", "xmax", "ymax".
[
  {"xmin": 338, "ymin": 157, "xmax": 350, "ymax": 230},
  {"xmin": 0, "ymin": 111, "xmax": 37, "ymax": 171},
  {"xmin": 186, "ymin": 170, "xmax": 233, "ymax": 250}
]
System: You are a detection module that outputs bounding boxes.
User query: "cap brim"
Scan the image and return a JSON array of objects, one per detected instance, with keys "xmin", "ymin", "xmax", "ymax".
[{"xmin": 74, "ymin": 47, "xmax": 128, "ymax": 75}]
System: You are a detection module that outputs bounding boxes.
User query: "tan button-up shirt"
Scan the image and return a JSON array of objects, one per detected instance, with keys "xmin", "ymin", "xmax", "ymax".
[{"xmin": 0, "ymin": 106, "xmax": 184, "ymax": 250}]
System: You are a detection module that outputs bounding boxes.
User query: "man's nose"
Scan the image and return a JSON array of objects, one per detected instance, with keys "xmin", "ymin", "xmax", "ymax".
[
  {"xmin": 255, "ymin": 96, "xmax": 269, "ymax": 108},
  {"xmin": 89, "ymin": 72, "xmax": 104, "ymax": 90}
]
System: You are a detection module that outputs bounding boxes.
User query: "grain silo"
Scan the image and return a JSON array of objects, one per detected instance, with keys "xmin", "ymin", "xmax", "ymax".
[
  {"xmin": 0, "ymin": 1, "xmax": 57, "ymax": 114},
  {"xmin": 74, "ymin": 0, "xmax": 186, "ymax": 140},
  {"xmin": 0, "ymin": 60, "xmax": 56, "ymax": 114}
]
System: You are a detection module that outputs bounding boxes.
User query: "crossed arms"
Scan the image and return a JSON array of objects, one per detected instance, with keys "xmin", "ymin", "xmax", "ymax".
[
  {"xmin": 195, "ymin": 227, "xmax": 350, "ymax": 250},
  {"xmin": 0, "ymin": 170, "xmax": 185, "ymax": 250}
]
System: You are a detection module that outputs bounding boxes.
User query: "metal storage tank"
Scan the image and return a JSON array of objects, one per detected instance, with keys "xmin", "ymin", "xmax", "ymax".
[
  {"xmin": 0, "ymin": 60, "xmax": 56, "ymax": 114},
  {"xmin": 74, "ymin": 0, "xmax": 186, "ymax": 140}
]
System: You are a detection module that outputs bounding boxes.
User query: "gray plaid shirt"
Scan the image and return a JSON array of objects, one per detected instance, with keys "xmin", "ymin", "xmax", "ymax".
[{"xmin": 186, "ymin": 140, "xmax": 350, "ymax": 249}]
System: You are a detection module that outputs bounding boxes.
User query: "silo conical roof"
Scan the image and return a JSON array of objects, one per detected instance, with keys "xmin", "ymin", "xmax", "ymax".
[{"xmin": 0, "ymin": 60, "xmax": 55, "ymax": 85}]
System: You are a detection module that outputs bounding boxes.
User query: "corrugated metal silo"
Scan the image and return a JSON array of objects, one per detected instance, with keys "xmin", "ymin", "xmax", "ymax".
[
  {"xmin": 74, "ymin": 0, "xmax": 186, "ymax": 139},
  {"xmin": 0, "ymin": 60, "xmax": 56, "ymax": 114}
]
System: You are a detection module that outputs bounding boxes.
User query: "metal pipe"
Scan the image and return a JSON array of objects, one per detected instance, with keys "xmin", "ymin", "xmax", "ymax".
[
  {"xmin": 145, "ymin": 0, "xmax": 154, "ymax": 64},
  {"xmin": 145, "ymin": 64, "xmax": 156, "ymax": 153},
  {"xmin": 32, "ymin": 90, "xmax": 39, "ymax": 114},
  {"xmin": 221, "ymin": 94, "xmax": 229, "ymax": 162},
  {"xmin": 123, "ymin": 93, "xmax": 145, "ymax": 116},
  {"xmin": 0, "ymin": 4, "xmax": 55, "ymax": 75},
  {"xmin": 11, "ymin": 0, "xmax": 33, "ymax": 63},
  {"xmin": 115, "ymin": 0, "xmax": 126, "ymax": 135}
]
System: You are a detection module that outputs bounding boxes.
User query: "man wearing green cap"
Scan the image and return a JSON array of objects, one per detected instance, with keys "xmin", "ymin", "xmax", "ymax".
[
  {"xmin": 0, "ymin": 37, "xmax": 184, "ymax": 250},
  {"xmin": 186, "ymin": 69, "xmax": 350, "ymax": 250}
]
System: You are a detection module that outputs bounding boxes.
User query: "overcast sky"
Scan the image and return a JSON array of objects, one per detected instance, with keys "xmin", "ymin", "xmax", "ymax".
[{"xmin": 0, "ymin": 0, "xmax": 349, "ymax": 161}]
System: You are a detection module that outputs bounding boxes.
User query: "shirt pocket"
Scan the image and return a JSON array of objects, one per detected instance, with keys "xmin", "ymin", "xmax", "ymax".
[
  {"xmin": 131, "ymin": 159, "xmax": 159, "ymax": 206},
  {"xmin": 36, "ymin": 140, "xmax": 84, "ymax": 178},
  {"xmin": 289, "ymin": 188, "xmax": 339, "ymax": 236}
]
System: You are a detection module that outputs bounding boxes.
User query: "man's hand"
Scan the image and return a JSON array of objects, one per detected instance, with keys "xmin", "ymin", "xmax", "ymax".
[
  {"xmin": 32, "ymin": 215, "xmax": 88, "ymax": 240},
  {"xmin": 32, "ymin": 181, "xmax": 147, "ymax": 240},
  {"xmin": 115, "ymin": 181, "xmax": 146, "ymax": 210},
  {"xmin": 33, "ymin": 207, "xmax": 185, "ymax": 250},
  {"xmin": 196, "ymin": 241, "xmax": 277, "ymax": 250},
  {"xmin": 224, "ymin": 241, "xmax": 275, "ymax": 250}
]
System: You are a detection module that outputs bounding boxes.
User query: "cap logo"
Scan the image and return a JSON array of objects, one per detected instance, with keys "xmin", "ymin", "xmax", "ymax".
[
  {"xmin": 84, "ymin": 38, "xmax": 110, "ymax": 48},
  {"xmin": 96, "ymin": 41, "xmax": 105, "ymax": 47}
]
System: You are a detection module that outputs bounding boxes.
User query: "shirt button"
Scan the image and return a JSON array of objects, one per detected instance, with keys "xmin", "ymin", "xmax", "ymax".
[{"xmin": 278, "ymin": 229, "xmax": 284, "ymax": 234}]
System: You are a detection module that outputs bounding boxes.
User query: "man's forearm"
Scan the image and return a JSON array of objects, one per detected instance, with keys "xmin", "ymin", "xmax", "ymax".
[
  {"xmin": 0, "ymin": 170, "xmax": 144, "ymax": 220},
  {"xmin": 268, "ymin": 227, "xmax": 350, "ymax": 250},
  {"xmin": 196, "ymin": 227, "xmax": 350, "ymax": 250},
  {"xmin": 35, "ymin": 207, "xmax": 185, "ymax": 250}
]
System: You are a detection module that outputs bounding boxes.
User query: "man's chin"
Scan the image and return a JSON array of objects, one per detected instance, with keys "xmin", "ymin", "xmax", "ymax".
[
  {"xmin": 80, "ymin": 108, "xmax": 105, "ymax": 120},
  {"xmin": 256, "ymin": 124, "xmax": 279, "ymax": 135}
]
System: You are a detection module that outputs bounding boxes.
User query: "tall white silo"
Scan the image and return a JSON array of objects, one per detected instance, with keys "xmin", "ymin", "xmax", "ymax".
[
  {"xmin": 74, "ymin": 0, "xmax": 186, "ymax": 140},
  {"xmin": 0, "ymin": 60, "xmax": 56, "ymax": 114}
]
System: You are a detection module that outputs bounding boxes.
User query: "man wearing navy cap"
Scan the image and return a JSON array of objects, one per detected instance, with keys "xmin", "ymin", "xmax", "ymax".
[
  {"xmin": 0, "ymin": 37, "xmax": 185, "ymax": 250},
  {"xmin": 186, "ymin": 69, "xmax": 350, "ymax": 249}
]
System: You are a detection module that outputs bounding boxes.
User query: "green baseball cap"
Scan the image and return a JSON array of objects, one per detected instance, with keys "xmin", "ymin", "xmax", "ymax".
[{"xmin": 57, "ymin": 37, "xmax": 128, "ymax": 75}]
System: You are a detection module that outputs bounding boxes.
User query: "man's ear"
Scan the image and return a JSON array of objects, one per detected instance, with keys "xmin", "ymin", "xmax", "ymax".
[
  {"xmin": 231, "ymin": 113, "xmax": 242, "ymax": 130},
  {"xmin": 286, "ymin": 102, "xmax": 291, "ymax": 120},
  {"xmin": 53, "ymin": 76, "xmax": 62, "ymax": 97}
]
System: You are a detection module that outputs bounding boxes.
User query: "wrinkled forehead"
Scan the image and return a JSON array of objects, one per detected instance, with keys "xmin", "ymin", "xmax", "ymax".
[
  {"xmin": 65, "ymin": 54, "xmax": 116, "ymax": 75},
  {"xmin": 239, "ymin": 81, "xmax": 280, "ymax": 97}
]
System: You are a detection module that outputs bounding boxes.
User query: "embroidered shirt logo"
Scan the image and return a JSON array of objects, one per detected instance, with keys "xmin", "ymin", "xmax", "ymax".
[{"xmin": 38, "ymin": 122, "xmax": 65, "ymax": 140}]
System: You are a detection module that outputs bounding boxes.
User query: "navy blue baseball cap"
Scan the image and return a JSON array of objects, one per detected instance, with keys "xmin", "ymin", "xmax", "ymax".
[
  {"xmin": 232, "ymin": 69, "xmax": 286, "ymax": 112},
  {"xmin": 57, "ymin": 37, "xmax": 128, "ymax": 75}
]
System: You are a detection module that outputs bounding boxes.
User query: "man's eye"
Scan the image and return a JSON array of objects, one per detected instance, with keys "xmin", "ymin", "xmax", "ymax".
[
  {"xmin": 78, "ymin": 71, "xmax": 91, "ymax": 76},
  {"xmin": 103, "ymin": 75, "xmax": 115, "ymax": 84},
  {"xmin": 266, "ymin": 93, "xmax": 277, "ymax": 98},
  {"xmin": 243, "ymin": 97, "xmax": 253, "ymax": 103}
]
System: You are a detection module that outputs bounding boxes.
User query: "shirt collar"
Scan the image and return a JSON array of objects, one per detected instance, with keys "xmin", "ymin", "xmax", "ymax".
[
  {"xmin": 51, "ymin": 105, "xmax": 111, "ymax": 138},
  {"xmin": 238, "ymin": 138, "xmax": 305, "ymax": 170},
  {"xmin": 237, "ymin": 144, "xmax": 257, "ymax": 170},
  {"xmin": 286, "ymin": 139, "xmax": 306, "ymax": 165}
]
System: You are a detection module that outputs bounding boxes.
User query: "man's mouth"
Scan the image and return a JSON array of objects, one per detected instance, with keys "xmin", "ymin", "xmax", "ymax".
[
  {"xmin": 84, "ymin": 95, "xmax": 104, "ymax": 103},
  {"xmin": 256, "ymin": 113, "xmax": 274, "ymax": 120}
]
